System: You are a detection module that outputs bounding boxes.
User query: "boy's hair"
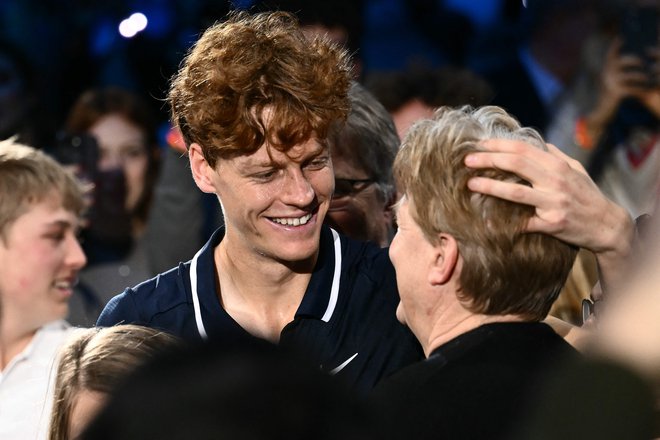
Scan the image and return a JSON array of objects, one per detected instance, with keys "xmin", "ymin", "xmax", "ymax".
[
  {"xmin": 0, "ymin": 138, "xmax": 84, "ymax": 240},
  {"xmin": 168, "ymin": 10, "xmax": 352, "ymax": 168},
  {"xmin": 394, "ymin": 105, "xmax": 577, "ymax": 321}
]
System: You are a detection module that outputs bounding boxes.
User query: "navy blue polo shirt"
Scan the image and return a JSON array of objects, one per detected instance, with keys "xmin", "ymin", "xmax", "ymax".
[{"xmin": 97, "ymin": 226, "xmax": 423, "ymax": 393}]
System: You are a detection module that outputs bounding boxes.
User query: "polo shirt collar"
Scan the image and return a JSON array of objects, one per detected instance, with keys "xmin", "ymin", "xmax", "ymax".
[{"xmin": 189, "ymin": 225, "xmax": 342, "ymax": 340}]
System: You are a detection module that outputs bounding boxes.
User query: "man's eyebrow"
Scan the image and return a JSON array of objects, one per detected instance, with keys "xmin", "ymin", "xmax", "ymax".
[
  {"xmin": 256, "ymin": 158, "xmax": 284, "ymax": 167},
  {"xmin": 308, "ymin": 140, "xmax": 329, "ymax": 157},
  {"xmin": 238, "ymin": 159, "xmax": 281, "ymax": 172}
]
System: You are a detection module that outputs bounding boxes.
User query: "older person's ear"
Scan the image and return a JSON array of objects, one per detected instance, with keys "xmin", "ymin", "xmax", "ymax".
[
  {"xmin": 189, "ymin": 143, "xmax": 216, "ymax": 194},
  {"xmin": 428, "ymin": 233, "xmax": 459, "ymax": 286}
]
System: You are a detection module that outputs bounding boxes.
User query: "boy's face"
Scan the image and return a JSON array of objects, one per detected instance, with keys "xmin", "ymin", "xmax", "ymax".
[
  {"xmin": 0, "ymin": 195, "xmax": 86, "ymax": 330},
  {"xmin": 209, "ymin": 137, "xmax": 334, "ymax": 263}
]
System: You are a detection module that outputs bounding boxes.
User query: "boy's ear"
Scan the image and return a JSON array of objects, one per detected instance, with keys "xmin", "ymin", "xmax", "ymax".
[
  {"xmin": 428, "ymin": 233, "xmax": 459, "ymax": 286},
  {"xmin": 189, "ymin": 143, "xmax": 216, "ymax": 194}
]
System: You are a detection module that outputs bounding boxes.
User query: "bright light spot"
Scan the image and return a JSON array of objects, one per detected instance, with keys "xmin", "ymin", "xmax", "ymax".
[
  {"xmin": 118, "ymin": 12, "xmax": 149, "ymax": 39},
  {"xmin": 119, "ymin": 19, "xmax": 137, "ymax": 38},
  {"xmin": 130, "ymin": 13, "xmax": 148, "ymax": 32}
]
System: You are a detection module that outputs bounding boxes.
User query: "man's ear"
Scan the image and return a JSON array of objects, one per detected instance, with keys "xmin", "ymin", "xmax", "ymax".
[
  {"xmin": 189, "ymin": 143, "xmax": 216, "ymax": 194},
  {"xmin": 428, "ymin": 233, "xmax": 459, "ymax": 286}
]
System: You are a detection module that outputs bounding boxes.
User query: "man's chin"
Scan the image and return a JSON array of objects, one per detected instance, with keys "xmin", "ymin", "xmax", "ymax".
[{"xmin": 269, "ymin": 239, "xmax": 321, "ymax": 267}]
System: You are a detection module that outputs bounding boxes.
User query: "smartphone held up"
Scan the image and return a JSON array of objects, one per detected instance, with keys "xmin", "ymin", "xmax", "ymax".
[{"xmin": 620, "ymin": 4, "xmax": 660, "ymax": 88}]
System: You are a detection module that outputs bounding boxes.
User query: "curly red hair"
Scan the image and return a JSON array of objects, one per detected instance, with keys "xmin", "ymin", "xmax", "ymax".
[{"xmin": 169, "ymin": 10, "xmax": 352, "ymax": 167}]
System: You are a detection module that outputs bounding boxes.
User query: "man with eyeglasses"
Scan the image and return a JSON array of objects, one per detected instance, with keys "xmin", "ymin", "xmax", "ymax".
[{"xmin": 325, "ymin": 82, "xmax": 399, "ymax": 247}]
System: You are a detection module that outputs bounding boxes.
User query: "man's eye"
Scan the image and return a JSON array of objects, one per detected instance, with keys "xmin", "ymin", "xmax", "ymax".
[
  {"xmin": 305, "ymin": 156, "xmax": 329, "ymax": 170},
  {"xmin": 254, "ymin": 170, "xmax": 278, "ymax": 181}
]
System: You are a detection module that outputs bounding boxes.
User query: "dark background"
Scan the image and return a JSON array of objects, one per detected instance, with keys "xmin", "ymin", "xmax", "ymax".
[{"xmin": 0, "ymin": 0, "xmax": 552, "ymax": 147}]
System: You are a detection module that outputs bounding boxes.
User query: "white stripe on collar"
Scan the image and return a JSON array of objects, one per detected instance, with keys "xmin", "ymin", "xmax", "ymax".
[
  {"xmin": 190, "ymin": 228, "xmax": 343, "ymax": 339},
  {"xmin": 321, "ymin": 228, "xmax": 342, "ymax": 322},
  {"xmin": 190, "ymin": 247, "xmax": 209, "ymax": 340}
]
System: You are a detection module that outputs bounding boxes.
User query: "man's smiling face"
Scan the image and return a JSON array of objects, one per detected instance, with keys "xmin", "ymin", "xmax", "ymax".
[{"xmin": 210, "ymin": 137, "xmax": 335, "ymax": 263}]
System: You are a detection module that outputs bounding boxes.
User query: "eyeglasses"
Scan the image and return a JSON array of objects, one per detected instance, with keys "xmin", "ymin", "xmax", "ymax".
[{"xmin": 333, "ymin": 178, "xmax": 377, "ymax": 198}]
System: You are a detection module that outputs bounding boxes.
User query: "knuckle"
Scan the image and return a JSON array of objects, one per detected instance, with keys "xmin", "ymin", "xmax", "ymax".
[
  {"xmin": 510, "ymin": 141, "xmax": 527, "ymax": 155},
  {"xmin": 509, "ymin": 185, "xmax": 527, "ymax": 200},
  {"xmin": 553, "ymin": 158, "xmax": 572, "ymax": 174}
]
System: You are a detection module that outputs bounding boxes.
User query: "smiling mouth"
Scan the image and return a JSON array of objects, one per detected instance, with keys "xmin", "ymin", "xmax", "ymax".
[
  {"xmin": 270, "ymin": 213, "xmax": 313, "ymax": 226},
  {"xmin": 53, "ymin": 277, "xmax": 78, "ymax": 290}
]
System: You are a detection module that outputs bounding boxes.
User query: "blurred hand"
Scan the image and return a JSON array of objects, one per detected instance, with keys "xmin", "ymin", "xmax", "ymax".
[
  {"xmin": 638, "ymin": 46, "xmax": 660, "ymax": 118},
  {"xmin": 586, "ymin": 40, "xmax": 651, "ymax": 139},
  {"xmin": 601, "ymin": 40, "xmax": 649, "ymax": 103}
]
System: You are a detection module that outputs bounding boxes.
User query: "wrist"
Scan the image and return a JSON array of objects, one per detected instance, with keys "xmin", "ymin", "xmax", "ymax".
[
  {"xmin": 584, "ymin": 97, "xmax": 619, "ymax": 137},
  {"xmin": 594, "ymin": 203, "xmax": 634, "ymax": 290}
]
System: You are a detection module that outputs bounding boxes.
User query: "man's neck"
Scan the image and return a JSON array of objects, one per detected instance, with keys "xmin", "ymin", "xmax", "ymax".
[{"xmin": 214, "ymin": 235, "xmax": 316, "ymax": 342}]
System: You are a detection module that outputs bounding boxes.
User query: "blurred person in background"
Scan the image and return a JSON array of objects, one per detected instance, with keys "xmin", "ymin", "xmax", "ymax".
[
  {"xmin": 54, "ymin": 86, "xmax": 161, "ymax": 326},
  {"xmin": 81, "ymin": 338, "xmax": 379, "ymax": 440},
  {"xmin": 365, "ymin": 65, "xmax": 493, "ymax": 139},
  {"xmin": 477, "ymin": 0, "xmax": 605, "ymax": 135},
  {"xmin": 543, "ymin": 1, "xmax": 660, "ymax": 325},
  {"xmin": 547, "ymin": 0, "xmax": 660, "ymax": 219},
  {"xmin": 48, "ymin": 324, "xmax": 181, "ymax": 440},
  {"xmin": 0, "ymin": 139, "xmax": 86, "ymax": 440},
  {"xmin": 324, "ymin": 81, "xmax": 399, "ymax": 247}
]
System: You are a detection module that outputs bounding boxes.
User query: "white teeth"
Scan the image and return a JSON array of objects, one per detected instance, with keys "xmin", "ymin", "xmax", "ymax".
[
  {"xmin": 54, "ymin": 280, "xmax": 74, "ymax": 289},
  {"xmin": 272, "ymin": 213, "xmax": 312, "ymax": 226}
]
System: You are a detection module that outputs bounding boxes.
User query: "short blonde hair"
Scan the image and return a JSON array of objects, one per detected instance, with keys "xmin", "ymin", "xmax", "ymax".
[
  {"xmin": 394, "ymin": 106, "xmax": 577, "ymax": 321},
  {"xmin": 48, "ymin": 325, "xmax": 181, "ymax": 440},
  {"xmin": 0, "ymin": 138, "xmax": 84, "ymax": 241},
  {"xmin": 169, "ymin": 10, "xmax": 352, "ymax": 168}
]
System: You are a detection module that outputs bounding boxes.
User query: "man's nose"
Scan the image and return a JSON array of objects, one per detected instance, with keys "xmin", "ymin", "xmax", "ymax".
[{"xmin": 282, "ymin": 168, "xmax": 314, "ymax": 206}]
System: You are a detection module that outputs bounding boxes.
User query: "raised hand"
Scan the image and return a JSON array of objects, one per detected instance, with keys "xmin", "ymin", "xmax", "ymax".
[{"xmin": 465, "ymin": 138, "xmax": 634, "ymax": 292}]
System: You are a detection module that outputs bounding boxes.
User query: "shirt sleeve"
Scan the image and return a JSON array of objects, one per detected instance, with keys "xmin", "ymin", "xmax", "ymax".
[{"xmin": 96, "ymin": 288, "xmax": 142, "ymax": 326}]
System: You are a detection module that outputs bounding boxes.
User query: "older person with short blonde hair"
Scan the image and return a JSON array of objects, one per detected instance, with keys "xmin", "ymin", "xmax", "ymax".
[{"xmin": 372, "ymin": 106, "xmax": 580, "ymax": 440}]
